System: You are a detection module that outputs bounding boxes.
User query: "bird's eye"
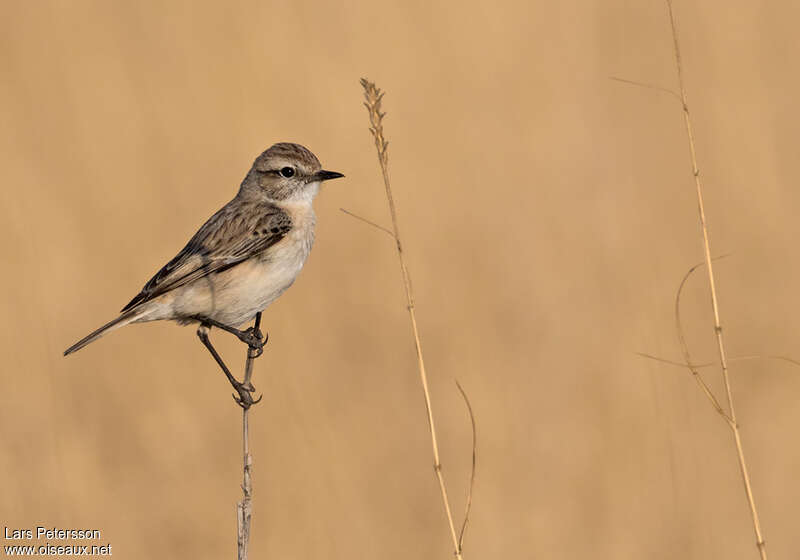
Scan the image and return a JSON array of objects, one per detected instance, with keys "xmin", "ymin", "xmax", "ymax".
[{"xmin": 279, "ymin": 167, "xmax": 295, "ymax": 178}]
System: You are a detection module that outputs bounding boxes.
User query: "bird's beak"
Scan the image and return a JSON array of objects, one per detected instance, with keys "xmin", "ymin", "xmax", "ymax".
[{"xmin": 313, "ymin": 170, "xmax": 345, "ymax": 182}]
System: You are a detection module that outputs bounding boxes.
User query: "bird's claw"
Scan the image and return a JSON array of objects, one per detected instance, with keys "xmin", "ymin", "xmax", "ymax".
[
  {"xmin": 238, "ymin": 327, "xmax": 267, "ymax": 355},
  {"xmin": 231, "ymin": 381, "xmax": 262, "ymax": 410}
]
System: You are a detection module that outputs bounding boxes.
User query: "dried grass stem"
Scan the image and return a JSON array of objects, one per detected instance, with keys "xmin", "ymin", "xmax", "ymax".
[
  {"xmin": 666, "ymin": 2, "xmax": 767, "ymax": 557},
  {"xmin": 360, "ymin": 77, "xmax": 466, "ymax": 559},
  {"xmin": 236, "ymin": 313, "xmax": 261, "ymax": 559}
]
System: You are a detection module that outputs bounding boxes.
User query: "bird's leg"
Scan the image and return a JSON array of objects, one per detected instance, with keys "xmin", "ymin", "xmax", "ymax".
[
  {"xmin": 196, "ymin": 325, "xmax": 263, "ymax": 409},
  {"xmin": 192, "ymin": 316, "xmax": 267, "ymax": 357}
]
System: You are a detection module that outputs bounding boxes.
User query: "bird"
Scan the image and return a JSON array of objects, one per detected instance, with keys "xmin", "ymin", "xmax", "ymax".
[{"xmin": 64, "ymin": 142, "xmax": 344, "ymax": 406}]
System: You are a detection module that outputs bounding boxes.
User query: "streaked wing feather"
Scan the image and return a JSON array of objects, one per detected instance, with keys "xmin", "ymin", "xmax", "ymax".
[{"xmin": 121, "ymin": 202, "xmax": 291, "ymax": 312}]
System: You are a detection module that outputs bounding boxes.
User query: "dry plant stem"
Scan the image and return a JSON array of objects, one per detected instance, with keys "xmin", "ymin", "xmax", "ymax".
[
  {"xmin": 640, "ymin": 256, "xmax": 800, "ymax": 370},
  {"xmin": 666, "ymin": 2, "xmax": 767, "ymax": 557},
  {"xmin": 638, "ymin": 352, "xmax": 800, "ymax": 370},
  {"xmin": 339, "ymin": 207, "xmax": 396, "ymax": 239},
  {"xmin": 455, "ymin": 381, "xmax": 476, "ymax": 553},
  {"xmin": 237, "ymin": 312, "xmax": 261, "ymax": 560},
  {"xmin": 675, "ymin": 262, "xmax": 730, "ymax": 421},
  {"xmin": 609, "ymin": 76, "xmax": 682, "ymax": 102},
  {"xmin": 360, "ymin": 78, "xmax": 464, "ymax": 559}
]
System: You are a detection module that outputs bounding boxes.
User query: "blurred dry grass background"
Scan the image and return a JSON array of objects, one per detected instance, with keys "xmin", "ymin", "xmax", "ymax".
[{"xmin": 2, "ymin": 1, "xmax": 799, "ymax": 558}]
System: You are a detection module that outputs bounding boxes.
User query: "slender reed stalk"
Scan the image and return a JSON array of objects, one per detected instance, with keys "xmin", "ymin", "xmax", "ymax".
[
  {"xmin": 359, "ymin": 77, "xmax": 464, "ymax": 559},
  {"xmin": 237, "ymin": 312, "xmax": 261, "ymax": 560},
  {"xmin": 665, "ymin": 2, "xmax": 767, "ymax": 557}
]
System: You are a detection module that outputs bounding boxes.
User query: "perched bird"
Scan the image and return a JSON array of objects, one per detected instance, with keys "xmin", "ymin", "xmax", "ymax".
[{"xmin": 64, "ymin": 143, "xmax": 343, "ymax": 406}]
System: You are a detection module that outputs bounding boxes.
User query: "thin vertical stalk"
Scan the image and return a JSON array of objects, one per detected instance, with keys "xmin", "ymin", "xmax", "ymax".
[
  {"xmin": 237, "ymin": 312, "xmax": 261, "ymax": 560},
  {"xmin": 360, "ymin": 78, "xmax": 464, "ymax": 559},
  {"xmin": 666, "ymin": 2, "xmax": 767, "ymax": 557}
]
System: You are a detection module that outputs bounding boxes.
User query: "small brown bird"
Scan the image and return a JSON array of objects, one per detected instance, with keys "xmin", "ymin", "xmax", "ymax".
[{"xmin": 64, "ymin": 143, "xmax": 343, "ymax": 405}]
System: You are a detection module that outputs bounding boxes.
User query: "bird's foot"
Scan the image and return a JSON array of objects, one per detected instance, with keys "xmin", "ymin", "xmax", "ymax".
[
  {"xmin": 238, "ymin": 326, "xmax": 267, "ymax": 358},
  {"xmin": 232, "ymin": 380, "xmax": 263, "ymax": 410}
]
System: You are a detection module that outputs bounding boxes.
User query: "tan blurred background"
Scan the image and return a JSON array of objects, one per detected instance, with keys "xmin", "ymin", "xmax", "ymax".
[{"xmin": 2, "ymin": 1, "xmax": 799, "ymax": 558}]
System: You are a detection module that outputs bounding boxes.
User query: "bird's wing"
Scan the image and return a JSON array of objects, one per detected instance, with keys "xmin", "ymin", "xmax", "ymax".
[{"xmin": 121, "ymin": 201, "xmax": 292, "ymax": 312}]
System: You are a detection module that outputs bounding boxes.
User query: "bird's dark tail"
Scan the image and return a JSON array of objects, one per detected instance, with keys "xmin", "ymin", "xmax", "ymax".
[{"xmin": 63, "ymin": 307, "xmax": 147, "ymax": 356}]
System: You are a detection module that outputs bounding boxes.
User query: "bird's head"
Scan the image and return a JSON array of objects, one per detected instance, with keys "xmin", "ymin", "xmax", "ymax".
[{"xmin": 240, "ymin": 143, "xmax": 343, "ymax": 202}]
